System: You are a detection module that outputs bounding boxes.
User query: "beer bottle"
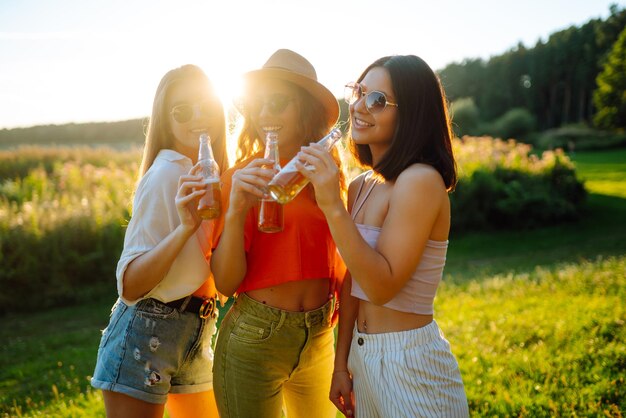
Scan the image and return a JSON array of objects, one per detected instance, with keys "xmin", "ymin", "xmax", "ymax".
[
  {"xmin": 267, "ymin": 128, "xmax": 342, "ymax": 204},
  {"xmin": 196, "ymin": 133, "xmax": 221, "ymax": 220},
  {"xmin": 258, "ymin": 131, "xmax": 283, "ymax": 232}
]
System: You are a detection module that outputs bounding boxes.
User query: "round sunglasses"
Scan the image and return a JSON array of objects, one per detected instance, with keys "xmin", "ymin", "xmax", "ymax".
[
  {"xmin": 236, "ymin": 93, "xmax": 295, "ymax": 116},
  {"xmin": 170, "ymin": 101, "xmax": 220, "ymax": 124},
  {"xmin": 344, "ymin": 82, "xmax": 398, "ymax": 114}
]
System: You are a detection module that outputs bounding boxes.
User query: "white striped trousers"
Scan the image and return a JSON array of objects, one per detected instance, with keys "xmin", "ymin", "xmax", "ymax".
[{"xmin": 348, "ymin": 320, "xmax": 469, "ymax": 417}]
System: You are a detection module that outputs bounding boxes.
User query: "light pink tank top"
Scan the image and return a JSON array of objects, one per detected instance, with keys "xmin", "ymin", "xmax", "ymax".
[{"xmin": 349, "ymin": 172, "xmax": 448, "ymax": 315}]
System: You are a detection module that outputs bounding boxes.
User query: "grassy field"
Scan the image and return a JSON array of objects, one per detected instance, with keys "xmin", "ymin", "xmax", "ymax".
[{"xmin": 1, "ymin": 148, "xmax": 624, "ymax": 417}]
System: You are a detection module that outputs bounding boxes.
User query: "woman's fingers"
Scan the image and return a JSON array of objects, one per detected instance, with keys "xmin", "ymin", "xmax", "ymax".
[
  {"xmin": 233, "ymin": 176, "xmax": 267, "ymax": 198},
  {"xmin": 177, "ymin": 189, "xmax": 206, "ymax": 206},
  {"xmin": 178, "ymin": 174, "xmax": 203, "ymax": 188}
]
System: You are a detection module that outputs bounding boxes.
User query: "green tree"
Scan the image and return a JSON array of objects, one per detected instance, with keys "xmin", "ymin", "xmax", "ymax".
[
  {"xmin": 450, "ymin": 97, "xmax": 480, "ymax": 137},
  {"xmin": 593, "ymin": 26, "xmax": 626, "ymax": 129}
]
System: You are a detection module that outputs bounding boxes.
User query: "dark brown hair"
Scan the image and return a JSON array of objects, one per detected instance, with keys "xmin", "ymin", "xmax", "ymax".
[{"xmin": 349, "ymin": 55, "xmax": 457, "ymax": 190}]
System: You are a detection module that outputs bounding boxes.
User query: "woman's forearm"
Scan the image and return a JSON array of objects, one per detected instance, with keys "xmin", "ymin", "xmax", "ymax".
[
  {"xmin": 334, "ymin": 276, "xmax": 359, "ymax": 372},
  {"xmin": 322, "ymin": 206, "xmax": 395, "ymax": 305}
]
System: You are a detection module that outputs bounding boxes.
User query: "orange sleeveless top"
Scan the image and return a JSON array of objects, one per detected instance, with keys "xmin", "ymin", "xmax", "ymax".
[{"xmin": 213, "ymin": 157, "xmax": 343, "ymax": 294}]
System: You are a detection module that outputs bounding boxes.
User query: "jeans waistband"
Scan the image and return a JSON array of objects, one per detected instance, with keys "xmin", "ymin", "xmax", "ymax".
[{"xmin": 235, "ymin": 293, "xmax": 333, "ymax": 328}]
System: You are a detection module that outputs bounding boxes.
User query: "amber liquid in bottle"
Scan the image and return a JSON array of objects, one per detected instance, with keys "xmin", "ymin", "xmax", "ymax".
[
  {"xmin": 268, "ymin": 128, "xmax": 342, "ymax": 204},
  {"xmin": 196, "ymin": 134, "xmax": 221, "ymax": 220},
  {"xmin": 197, "ymin": 179, "xmax": 222, "ymax": 220},
  {"xmin": 258, "ymin": 132, "xmax": 283, "ymax": 232}
]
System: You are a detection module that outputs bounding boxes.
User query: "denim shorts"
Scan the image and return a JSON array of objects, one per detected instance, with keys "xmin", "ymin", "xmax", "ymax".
[{"xmin": 91, "ymin": 297, "xmax": 218, "ymax": 404}]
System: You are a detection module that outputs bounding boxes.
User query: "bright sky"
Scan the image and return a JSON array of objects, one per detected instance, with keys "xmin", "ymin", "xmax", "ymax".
[{"xmin": 0, "ymin": 0, "xmax": 623, "ymax": 129}]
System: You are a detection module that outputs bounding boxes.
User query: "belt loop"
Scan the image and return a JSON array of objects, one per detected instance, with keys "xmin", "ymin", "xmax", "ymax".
[
  {"xmin": 275, "ymin": 310, "xmax": 286, "ymax": 332},
  {"xmin": 179, "ymin": 295, "xmax": 192, "ymax": 311},
  {"xmin": 324, "ymin": 296, "xmax": 335, "ymax": 326}
]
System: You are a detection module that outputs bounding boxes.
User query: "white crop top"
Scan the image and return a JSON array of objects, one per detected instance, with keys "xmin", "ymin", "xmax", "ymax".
[{"xmin": 349, "ymin": 172, "xmax": 448, "ymax": 315}]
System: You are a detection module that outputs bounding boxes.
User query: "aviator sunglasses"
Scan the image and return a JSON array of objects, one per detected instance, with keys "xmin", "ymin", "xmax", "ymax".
[
  {"xmin": 170, "ymin": 101, "xmax": 219, "ymax": 124},
  {"xmin": 344, "ymin": 82, "xmax": 398, "ymax": 114},
  {"xmin": 237, "ymin": 93, "xmax": 295, "ymax": 116}
]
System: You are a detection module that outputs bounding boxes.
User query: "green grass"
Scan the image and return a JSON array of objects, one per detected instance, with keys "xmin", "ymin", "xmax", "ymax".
[
  {"xmin": 1, "ymin": 148, "xmax": 625, "ymax": 417},
  {"xmin": 0, "ymin": 295, "xmax": 113, "ymax": 417},
  {"xmin": 445, "ymin": 148, "xmax": 626, "ymax": 282},
  {"xmin": 438, "ymin": 255, "xmax": 625, "ymax": 416},
  {"xmin": 570, "ymin": 147, "xmax": 626, "ymax": 198}
]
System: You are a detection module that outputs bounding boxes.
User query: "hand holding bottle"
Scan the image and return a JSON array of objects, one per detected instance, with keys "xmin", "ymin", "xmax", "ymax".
[
  {"xmin": 227, "ymin": 159, "xmax": 277, "ymax": 218},
  {"xmin": 267, "ymin": 128, "xmax": 342, "ymax": 204},
  {"xmin": 295, "ymin": 141, "xmax": 344, "ymax": 214},
  {"xmin": 258, "ymin": 132, "xmax": 284, "ymax": 232},
  {"xmin": 196, "ymin": 133, "xmax": 222, "ymax": 220},
  {"xmin": 175, "ymin": 168, "xmax": 208, "ymax": 234}
]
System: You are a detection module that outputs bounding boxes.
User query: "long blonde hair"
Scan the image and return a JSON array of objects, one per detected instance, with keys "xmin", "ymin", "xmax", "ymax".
[{"xmin": 139, "ymin": 65, "xmax": 228, "ymax": 177}]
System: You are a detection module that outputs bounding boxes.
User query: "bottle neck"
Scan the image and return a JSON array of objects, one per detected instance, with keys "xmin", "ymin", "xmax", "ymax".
[
  {"xmin": 264, "ymin": 139, "xmax": 280, "ymax": 169},
  {"xmin": 317, "ymin": 128, "xmax": 342, "ymax": 150},
  {"xmin": 198, "ymin": 139, "xmax": 214, "ymax": 162}
]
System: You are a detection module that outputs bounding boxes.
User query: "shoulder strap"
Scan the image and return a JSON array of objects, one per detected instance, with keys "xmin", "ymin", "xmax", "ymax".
[{"xmin": 351, "ymin": 171, "xmax": 377, "ymax": 220}]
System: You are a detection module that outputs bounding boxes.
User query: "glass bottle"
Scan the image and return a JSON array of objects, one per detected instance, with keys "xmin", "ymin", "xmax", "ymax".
[
  {"xmin": 258, "ymin": 131, "xmax": 283, "ymax": 232},
  {"xmin": 196, "ymin": 133, "xmax": 221, "ymax": 220},
  {"xmin": 267, "ymin": 128, "xmax": 342, "ymax": 204}
]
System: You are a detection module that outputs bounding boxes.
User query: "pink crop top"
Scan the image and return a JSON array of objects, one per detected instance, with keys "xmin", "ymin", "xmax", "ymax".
[{"xmin": 349, "ymin": 171, "xmax": 448, "ymax": 315}]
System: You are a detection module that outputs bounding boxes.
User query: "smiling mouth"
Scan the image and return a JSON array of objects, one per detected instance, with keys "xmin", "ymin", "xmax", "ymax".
[
  {"xmin": 353, "ymin": 117, "xmax": 373, "ymax": 127},
  {"xmin": 262, "ymin": 126, "xmax": 282, "ymax": 132}
]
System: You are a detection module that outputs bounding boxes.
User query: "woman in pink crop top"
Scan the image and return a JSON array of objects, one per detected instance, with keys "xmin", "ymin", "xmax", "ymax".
[
  {"xmin": 210, "ymin": 49, "xmax": 345, "ymax": 418},
  {"xmin": 298, "ymin": 55, "xmax": 469, "ymax": 417}
]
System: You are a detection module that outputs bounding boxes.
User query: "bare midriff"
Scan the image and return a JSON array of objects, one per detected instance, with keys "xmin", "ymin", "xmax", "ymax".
[
  {"xmin": 357, "ymin": 300, "xmax": 433, "ymax": 334},
  {"xmin": 245, "ymin": 278, "xmax": 331, "ymax": 312}
]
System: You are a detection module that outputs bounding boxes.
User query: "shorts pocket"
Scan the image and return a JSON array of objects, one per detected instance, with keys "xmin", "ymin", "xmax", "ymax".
[
  {"xmin": 134, "ymin": 298, "xmax": 178, "ymax": 319},
  {"xmin": 99, "ymin": 300, "xmax": 128, "ymax": 349},
  {"xmin": 230, "ymin": 314, "xmax": 275, "ymax": 344}
]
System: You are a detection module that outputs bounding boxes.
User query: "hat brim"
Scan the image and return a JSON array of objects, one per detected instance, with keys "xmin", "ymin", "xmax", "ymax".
[{"xmin": 243, "ymin": 68, "xmax": 339, "ymax": 128}]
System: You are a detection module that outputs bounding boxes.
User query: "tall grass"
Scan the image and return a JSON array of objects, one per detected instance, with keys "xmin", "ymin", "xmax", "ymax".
[
  {"xmin": 0, "ymin": 147, "xmax": 140, "ymax": 313},
  {"xmin": 1, "ymin": 138, "xmax": 587, "ymax": 313}
]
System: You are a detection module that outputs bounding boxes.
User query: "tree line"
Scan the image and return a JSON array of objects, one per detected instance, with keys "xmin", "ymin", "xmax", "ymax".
[
  {"xmin": 438, "ymin": 4, "xmax": 626, "ymax": 131},
  {"xmin": 0, "ymin": 119, "xmax": 146, "ymax": 147}
]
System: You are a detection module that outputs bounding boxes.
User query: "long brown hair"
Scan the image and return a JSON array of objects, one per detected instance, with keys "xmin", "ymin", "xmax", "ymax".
[{"xmin": 139, "ymin": 64, "xmax": 228, "ymax": 177}]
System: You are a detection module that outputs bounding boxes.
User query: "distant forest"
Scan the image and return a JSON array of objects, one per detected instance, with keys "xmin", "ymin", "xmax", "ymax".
[
  {"xmin": 1, "ymin": 5, "xmax": 624, "ymax": 147},
  {"xmin": 438, "ymin": 4, "xmax": 626, "ymax": 130},
  {"xmin": 0, "ymin": 119, "xmax": 146, "ymax": 147}
]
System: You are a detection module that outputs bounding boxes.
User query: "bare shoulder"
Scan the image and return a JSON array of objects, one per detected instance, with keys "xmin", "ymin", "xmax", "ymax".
[{"xmin": 394, "ymin": 164, "xmax": 446, "ymax": 195}]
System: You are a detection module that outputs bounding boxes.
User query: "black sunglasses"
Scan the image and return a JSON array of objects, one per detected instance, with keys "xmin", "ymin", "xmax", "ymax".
[
  {"xmin": 237, "ymin": 93, "xmax": 295, "ymax": 116},
  {"xmin": 170, "ymin": 101, "xmax": 219, "ymax": 124},
  {"xmin": 344, "ymin": 82, "xmax": 398, "ymax": 114}
]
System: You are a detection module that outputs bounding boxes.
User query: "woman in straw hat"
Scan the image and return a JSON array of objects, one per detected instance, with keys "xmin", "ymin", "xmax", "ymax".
[
  {"xmin": 297, "ymin": 55, "xmax": 469, "ymax": 417},
  {"xmin": 91, "ymin": 64, "xmax": 227, "ymax": 417},
  {"xmin": 210, "ymin": 49, "xmax": 345, "ymax": 417}
]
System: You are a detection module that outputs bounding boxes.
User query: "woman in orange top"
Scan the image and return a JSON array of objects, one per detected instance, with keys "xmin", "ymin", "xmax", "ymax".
[{"xmin": 210, "ymin": 49, "xmax": 345, "ymax": 418}]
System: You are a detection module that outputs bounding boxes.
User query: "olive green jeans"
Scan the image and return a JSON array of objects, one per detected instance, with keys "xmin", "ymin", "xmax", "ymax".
[{"xmin": 213, "ymin": 293, "xmax": 336, "ymax": 418}]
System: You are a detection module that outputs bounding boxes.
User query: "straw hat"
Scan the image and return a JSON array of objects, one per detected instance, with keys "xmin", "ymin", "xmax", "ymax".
[{"xmin": 243, "ymin": 49, "xmax": 339, "ymax": 127}]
